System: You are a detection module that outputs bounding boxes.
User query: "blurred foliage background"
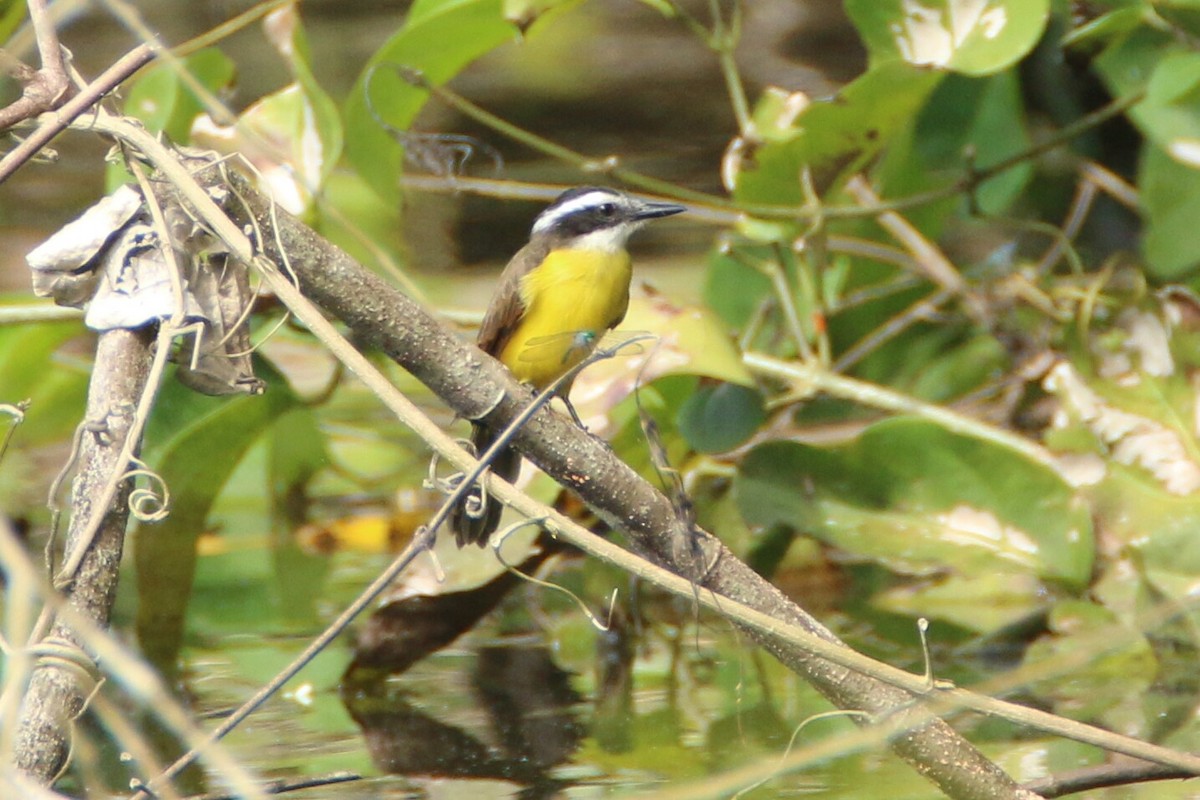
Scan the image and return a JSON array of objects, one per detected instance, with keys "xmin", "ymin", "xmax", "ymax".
[{"xmin": 6, "ymin": 0, "xmax": 1200, "ymax": 796}]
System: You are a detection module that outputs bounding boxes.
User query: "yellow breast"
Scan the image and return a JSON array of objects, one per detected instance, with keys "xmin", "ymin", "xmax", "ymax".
[{"xmin": 499, "ymin": 247, "xmax": 632, "ymax": 388}]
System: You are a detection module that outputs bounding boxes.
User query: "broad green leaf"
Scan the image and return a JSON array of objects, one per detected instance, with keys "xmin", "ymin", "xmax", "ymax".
[
  {"xmin": 124, "ymin": 48, "xmax": 236, "ymax": 141},
  {"xmin": 0, "ymin": 321, "xmax": 89, "ymax": 445},
  {"xmin": 1044, "ymin": 348, "xmax": 1200, "ymax": 494},
  {"xmin": 193, "ymin": 85, "xmax": 328, "ymax": 216},
  {"xmin": 703, "ymin": 248, "xmax": 773, "ymax": 329},
  {"xmin": 606, "ymin": 376, "xmax": 696, "ymax": 486},
  {"xmin": 734, "ymin": 62, "xmax": 943, "ymax": 205},
  {"xmin": 1157, "ymin": 0, "xmax": 1200, "ymax": 39},
  {"xmin": 905, "ymin": 333, "xmax": 1007, "ymax": 402},
  {"xmin": 0, "ymin": 0, "xmax": 26, "ymax": 45},
  {"xmin": 846, "ymin": 0, "xmax": 1050, "ymax": 75},
  {"xmin": 735, "ymin": 418, "xmax": 1094, "ymax": 591},
  {"xmin": 344, "ymin": 0, "xmax": 518, "ymax": 202},
  {"xmin": 0, "ymin": 320, "xmax": 80, "ymax": 402},
  {"xmin": 1098, "ymin": 465, "xmax": 1200, "ymax": 574},
  {"xmin": 1131, "ymin": 51, "xmax": 1200, "ymax": 166},
  {"xmin": 1063, "ymin": 6, "xmax": 1148, "ymax": 48},
  {"xmin": 9, "ymin": 367, "xmax": 88, "ymax": 445},
  {"xmin": 267, "ymin": 406, "xmax": 331, "ymax": 626},
  {"xmin": 1043, "ymin": 314, "xmax": 1200, "ymax": 610},
  {"xmin": 845, "ymin": 322, "xmax": 1000, "ymax": 403},
  {"xmin": 677, "ymin": 382, "xmax": 765, "ymax": 454},
  {"xmin": 1116, "ymin": 51, "xmax": 1200, "ymax": 277},
  {"xmin": 1092, "ymin": 23, "xmax": 1172, "ymax": 102},
  {"xmin": 134, "ymin": 364, "xmax": 299, "ymax": 671},
  {"xmin": 625, "ymin": 293, "xmax": 754, "ymax": 387},
  {"xmin": 878, "ymin": 71, "xmax": 1032, "ymax": 233},
  {"xmin": 874, "ymin": 571, "xmax": 1046, "ymax": 632}
]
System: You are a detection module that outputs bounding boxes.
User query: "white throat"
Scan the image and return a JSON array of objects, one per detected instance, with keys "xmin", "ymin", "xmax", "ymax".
[{"xmin": 568, "ymin": 222, "xmax": 639, "ymax": 253}]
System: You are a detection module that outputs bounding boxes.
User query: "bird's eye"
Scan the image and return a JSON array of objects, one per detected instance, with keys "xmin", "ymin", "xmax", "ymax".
[{"xmin": 599, "ymin": 203, "xmax": 617, "ymax": 217}]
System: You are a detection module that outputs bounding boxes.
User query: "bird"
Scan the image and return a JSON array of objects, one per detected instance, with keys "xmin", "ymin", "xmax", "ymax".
[{"xmin": 450, "ymin": 186, "xmax": 686, "ymax": 547}]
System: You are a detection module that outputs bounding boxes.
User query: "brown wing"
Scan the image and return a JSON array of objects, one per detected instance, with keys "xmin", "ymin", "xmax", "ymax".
[{"xmin": 476, "ymin": 237, "xmax": 551, "ymax": 357}]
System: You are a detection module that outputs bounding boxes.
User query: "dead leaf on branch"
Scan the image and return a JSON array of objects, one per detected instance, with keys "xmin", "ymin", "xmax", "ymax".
[{"xmin": 24, "ymin": 161, "xmax": 265, "ymax": 396}]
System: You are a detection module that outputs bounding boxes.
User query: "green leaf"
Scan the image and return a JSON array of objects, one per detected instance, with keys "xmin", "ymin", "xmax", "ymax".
[
  {"xmin": 1063, "ymin": 6, "xmax": 1148, "ymax": 49},
  {"xmin": 134, "ymin": 364, "xmax": 299, "ymax": 671},
  {"xmin": 879, "ymin": 71, "xmax": 1032, "ymax": 230},
  {"xmin": 1118, "ymin": 50, "xmax": 1200, "ymax": 167},
  {"xmin": 343, "ymin": 0, "xmax": 518, "ymax": 202},
  {"xmin": 703, "ymin": 249, "xmax": 773, "ymax": 329},
  {"xmin": 734, "ymin": 63, "xmax": 943, "ymax": 205},
  {"xmin": 187, "ymin": 8, "xmax": 344, "ymax": 215},
  {"xmin": 263, "ymin": 405, "xmax": 332, "ymax": 626},
  {"xmin": 1092, "ymin": 23, "xmax": 1172, "ymax": 102},
  {"xmin": 1091, "ymin": 24, "xmax": 1200, "ymax": 277},
  {"xmin": 735, "ymin": 418, "xmax": 1094, "ymax": 592},
  {"xmin": 619, "ymin": 292, "xmax": 755, "ymax": 387},
  {"xmin": 0, "ymin": 320, "xmax": 79, "ymax": 402},
  {"xmin": 677, "ymin": 382, "xmax": 765, "ymax": 454},
  {"xmin": 0, "ymin": 0, "xmax": 27, "ymax": 46},
  {"xmin": 846, "ymin": 0, "xmax": 1051, "ymax": 76},
  {"xmin": 1140, "ymin": 144, "xmax": 1200, "ymax": 279},
  {"xmin": 874, "ymin": 571, "xmax": 1046, "ymax": 632},
  {"xmin": 123, "ymin": 48, "xmax": 236, "ymax": 141},
  {"xmin": 1157, "ymin": 0, "xmax": 1200, "ymax": 39}
]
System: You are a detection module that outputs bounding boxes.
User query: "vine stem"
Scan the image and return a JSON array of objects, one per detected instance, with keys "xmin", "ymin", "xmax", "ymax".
[{"xmin": 744, "ymin": 350, "xmax": 1063, "ymax": 473}]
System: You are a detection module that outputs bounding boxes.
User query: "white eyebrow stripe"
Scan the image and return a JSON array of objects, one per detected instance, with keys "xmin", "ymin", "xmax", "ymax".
[{"xmin": 531, "ymin": 190, "xmax": 622, "ymax": 234}]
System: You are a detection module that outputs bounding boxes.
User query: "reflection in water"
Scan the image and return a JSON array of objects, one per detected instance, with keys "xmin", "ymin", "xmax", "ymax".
[
  {"xmin": 341, "ymin": 644, "xmax": 582, "ymax": 796},
  {"xmin": 342, "ymin": 537, "xmax": 562, "ymax": 678},
  {"xmin": 592, "ymin": 602, "xmax": 635, "ymax": 753}
]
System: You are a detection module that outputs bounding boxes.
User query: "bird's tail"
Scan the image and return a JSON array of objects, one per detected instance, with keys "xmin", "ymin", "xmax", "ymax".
[{"xmin": 450, "ymin": 423, "xmax": 521, "ymax": 547}]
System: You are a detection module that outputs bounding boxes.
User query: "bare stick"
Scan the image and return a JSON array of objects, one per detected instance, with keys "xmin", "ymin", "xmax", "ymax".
[{"xmin": 12, "ymin": 329, "xmax": 154, "ymax": 783}]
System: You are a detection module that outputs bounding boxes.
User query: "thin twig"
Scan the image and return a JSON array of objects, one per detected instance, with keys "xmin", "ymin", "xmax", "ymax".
[
  {"xmin": 0, "ymin": 43, "xmax": 154, "ymax": 185},
  {"xmin": 744, "ymin": 350, "xmax": 1062, "ymax": 472},
  {"xmin": 1022, "ymin": 760, "xmax": 1194, "ymax": 798},
  {"xmin": 188, "ymin": 771, "xmax": 362, "ymax": 800},
  {"xmin": 833, "ymin": 288, "xmax": 954, "ymax": 372},
  {"xmin": 845, "ymin": 176, "xmax": 972, "ymax": 303},
  {"xmin": 409, "ymin": 73, "xmax": 1143, "ymax": 223},
  {"xmin": 0, "ymin": 0, "xmax": 72, "ymax": 131},
  {"xmin": 27, "ymin": 0, "xmax": 67, "ymax": 86}
]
